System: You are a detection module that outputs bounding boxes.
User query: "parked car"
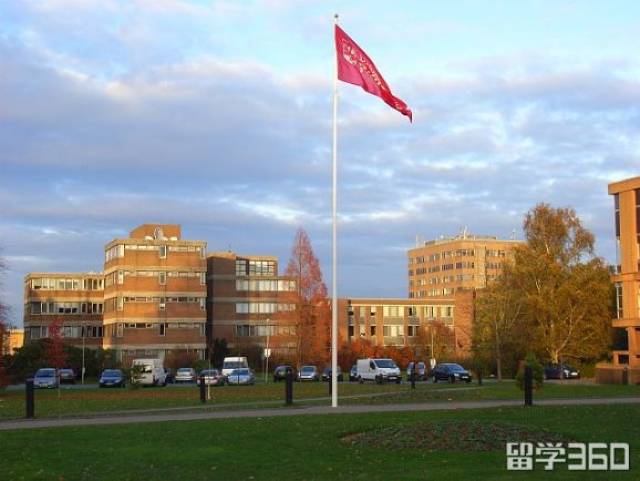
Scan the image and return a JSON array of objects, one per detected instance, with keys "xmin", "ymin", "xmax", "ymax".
[
  {"xmin": 322, "ymin": 366, "xmax": 343, "ymax": 382},
  {"xmin": 99, "ymin": 369, "xmax": 126, "ymax": 388},
  {"xmin": 406, "ymin": 361, "xmax": 427, "ymax": 381},
  {"xmin": 430, "ymin": 363, "xmax": 472, "ymax": 383},
  {"xmin": 273, "ymin": 365, "xmax": 293, "ymax": 382},
  {"xmin": 227, "ymin": 368, "xmax": 255, "ymax": 386},
  {"xmin": 357, "ymin": 358, "xmax": 402, "ymax": 384},
  {"xmin": 544, "ymin": 364, "xmax": 580, "ymax": 380},
  {"xmin": 131, "ymin": 358, "xmax": 167, "ymax": 387},
  {"xmin": 349, "ymin": 364, "xmax": 358, "ymax": 382},
  {"xmin": 164, "ymin": 368, "xmax": 175, "ymax": 384},
  {"xmin": 222, "ymin": 357, "xmax": 249, "ymax": 377},
  {"xmin": 33, "ymin": 368, "xmax": 58, "ymax": 389},
  {"xmin": 175, "ymin": 367, "xmax": 197, "ymax": 383},
  {"xmin": 196, "ymin": 369, "xmax": 227, "ymax": 386},
  {"xmin": 297, "ymin": 365, "xmax": 320, "ymax": 382},
  {"xmin": 58, "ymin": 368, "xmax": 76, "ymax": 384}
]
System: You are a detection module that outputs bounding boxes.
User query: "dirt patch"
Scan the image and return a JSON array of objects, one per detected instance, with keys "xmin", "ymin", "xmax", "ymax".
[{"xmin": 341, "ymin": 420, "xmax": 574, "ymax": 452}]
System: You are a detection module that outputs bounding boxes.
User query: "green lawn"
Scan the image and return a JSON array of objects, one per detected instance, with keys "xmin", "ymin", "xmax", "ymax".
[
  {"xmin": 1, "ymin": 403, "xmax": 638, "ymax": 480},
  {"xmin": 0, "ymin": 380, "xmax": 639, "ymax": 420}
]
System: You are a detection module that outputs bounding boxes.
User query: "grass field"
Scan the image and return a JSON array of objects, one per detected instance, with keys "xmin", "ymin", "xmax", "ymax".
[
  {"xmin": 1, "ymin": 403, "xmax": 638, "ymax": 480},
  {"xmin": 1, "ymin": 380, "xmax": 639, "ymax": 420}
]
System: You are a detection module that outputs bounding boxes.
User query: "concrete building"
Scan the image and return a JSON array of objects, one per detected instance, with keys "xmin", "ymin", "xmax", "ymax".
[
  {"xmin": 102, "ymin": 224, "xmax": 207, "ymax": 363},
  {"xmin": 597, "ymin": 177, "xmax": 640, "ymax": 383},
  {"xmin": 2, "ymin": 328, "xmax": 24, "ymax": 355},
  {"xmin": 23, "ymin": 272, "xmax": 104, "ymax": 349},
  {"xmin": 207, "ymin": 252, "xmax": 298, "ymax": 359},
  {"xmin": 339, "ymin": 289, "xmax": 475, "ymax": 357},
  {"xmin": 408, "ymin": 231, "xmax": 523, "ymax": 300}
]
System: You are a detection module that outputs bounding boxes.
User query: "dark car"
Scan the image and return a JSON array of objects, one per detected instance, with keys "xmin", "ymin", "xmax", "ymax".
[
  {"xmin": 544, "ymin": 364, "xmax": 580, "ymax": 380},
  {"xmin": 197, "ymin": 369, "xmax": 227, "ymax": 386},
  {"xmin": 321, "ymin": 367, "xmax": 343, "ymax": 382},
  {"xmin": 99, "ymin": 369, "xmax": 126, "ymax": 388},
  {"xmin": 164, "ymin": 368, "xmax": 175, "ymax": 384},
  {"xmin": 273, "ymin": 365, "xmax": 293, "ymax": 382},
  {"xmin": 349, "ymin": 364, "xmax": 358, "ymax": 382},
  {"xmin": 406, "ymin": 361, "xmax": 427, "ymax": 381},
  {"xmin": 430, "ymin": 363, "xmax": 472, "ymax": 383},
  {"xmin": 58, "ymin": 368, "xmax": 76, "ymax": 384}
]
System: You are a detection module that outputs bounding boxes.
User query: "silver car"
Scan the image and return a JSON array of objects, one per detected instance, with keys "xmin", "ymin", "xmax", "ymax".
[
  {"xmin": 226, "ymin": 368, "xmax": 255, "ymax": 385},
  {"xmin": 175, "ymin": 367, "xmax": 197, "ymax": 383},
  {"xmin": 297, "ymin": 365, "xmax": 319, "ymax": 382},
  {"xmin": 33, "ymin": 368, "xmax": 59, "ymax": 389}
]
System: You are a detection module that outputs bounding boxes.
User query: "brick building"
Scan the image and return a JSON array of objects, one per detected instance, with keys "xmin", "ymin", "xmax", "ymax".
[
  {"xmin": 206, "ymin": 252, "xmax": 298, "ymax": 359},
  {"xmin": 101, "ymin": 224, "xmax": 207, "ymax": 363},
  {"xmin": 408, "ymin": 231, "xmax": 523, "ymax": 299},
  {"xmin": 597, "ymin": 177, "xmax": 640, "ymax": 384},
  {"xmin": 339, "ymin": 289, "xmax": 475, "ymax": 358},
  {"xmin": 23, "ymin": 272, "xmax": 104, "ymax": 348}
]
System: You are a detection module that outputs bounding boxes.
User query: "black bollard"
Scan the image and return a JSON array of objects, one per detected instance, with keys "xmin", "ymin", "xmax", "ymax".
[
  {"xmin": 524, "ymin": 366, "xmax": 533, "ymax": 407},
  {"xmin": 410, "ymin": 364, "xmax": 416, "ymax": 390},
  {"xmin": 328, "ymin": 374, "xmax": 332, "ymax": 395},
  {"xmin": 285, "ymin": 368, "xmax": 293, "ymax": 405},
  {"xmin": 26, "ymin": 378, "xmax": 35, "ymax": 419},
  {"xmin": 199, "ymin": 376, "xmax": 206, "ymax": 404},
  {"xmin": 477, "ymin": 368, "xmax": 483, "ymax": 386},
  {"xmin": 622, "ymin": 367, "xmax": 629, "ymax": 386}
]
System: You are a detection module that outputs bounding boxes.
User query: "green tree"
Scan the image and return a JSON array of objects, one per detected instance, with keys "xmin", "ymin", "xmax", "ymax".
[
  {"xmin": 473, "ymin": 203, "xmax": 613, "ymax": 369},
  {"xmin": 473, "ymin": 268, "xmax": 527, "ymax": 380}
]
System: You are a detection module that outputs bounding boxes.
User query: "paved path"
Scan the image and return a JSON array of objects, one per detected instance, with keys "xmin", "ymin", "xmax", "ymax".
[{"xmin": 1, "ymin": 396, "xmax": 639, "ymax": 431}]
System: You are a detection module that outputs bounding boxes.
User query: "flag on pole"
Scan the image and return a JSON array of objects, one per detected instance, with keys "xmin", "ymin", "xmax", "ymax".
[{"xmin": 335, "ymin": 25, "xmax": 412, "ymax": 121}]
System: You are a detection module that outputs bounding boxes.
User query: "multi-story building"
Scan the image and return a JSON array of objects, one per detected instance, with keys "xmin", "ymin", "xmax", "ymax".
[
  {"xmin": 23, "ymin": 272, "xmax": 104, "ymax": 348},
  {"xmin": 207, "ymin": 252, "xmax": 297, "ymax": 360},
  {"xmin": 102, "ymin": 224, "xmax": 207, "ymax": 363},
  {"xmin": 597, "ymin": 177, "xmax": 640, "ymax": 383},
  {"xmin": 408, "ymin": 232, "xmax": 524, "ymax": 299},
  {"xmin": 1, "ymin": 328, "xmax": 24, "ymax": 355},
  {"xmin": 339, "ymin": 289, "xmax": 475, "ymax": 357}
]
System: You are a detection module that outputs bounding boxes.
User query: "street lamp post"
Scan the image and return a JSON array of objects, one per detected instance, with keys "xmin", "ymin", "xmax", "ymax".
[{"xmin": 264, "ymin": 318, "xmax": 271, "ymax": 384}]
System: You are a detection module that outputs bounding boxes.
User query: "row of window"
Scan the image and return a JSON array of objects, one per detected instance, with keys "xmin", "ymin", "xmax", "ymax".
[
  {"xmin": 104, "ymin": 296, "xmax": 206, "ymax": 311},
  {"xmin": 414, "ymin": 274, "xmax": 476, "ymax": 286},
  {"xmin": 235, "ymin": 279, "xmax": 296, "ymax": 292},
  {"xmin": 235, "ymin": 303, "xmax": 296, "ymax": 314},
  {"xmin": 412, "ymin": 288, "xmax": 456, "ymax": 298},
  {"xmin": 106, "ymin": 244, "xmax": 205, "ymax": 262},
  {"xmin": 113, "ymin": 322, "xmax": 205, "ymax": 337},
  {"xmin": 27, "ymin": 325, "xmax": 104, "ymax": 339},
  {"xmin": 29, "ymin": 278, "xmax": 104, "ymax": 291},
  {"xmin": 348, "ymin": 325, "xmax": 424, "ymax": 338},
  {"xmin": 29, "ymin": 302, "xmax": 104, "ymax": 315},
  {"xmin": 235, "ymin": 325, "xmax": 295, "ymax": 337},
  {"xmin": 409, "ymin": 249, "xmax": 477, "ymax": 265},
  {"xmin": 105, "ymin": 270, "xmax": 206, "ymax": 287},
  {"xmin": 347, "ymin": 305, "xmax": 454, "ymax": 319},
  {"xmin": 235, "ymin": 259, "xmax": 276, "ymax": 277}
]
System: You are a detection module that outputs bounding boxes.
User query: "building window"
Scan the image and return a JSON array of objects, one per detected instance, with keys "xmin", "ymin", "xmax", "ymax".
[
  {"xmin": 116, "ymin": 323, "xmax": 123, "ymax": 337},
  {"xmin": 117, "ymin": 297, "xmax": 123, "ymax": 311},
  {"xmin": 159, "ymin": 245, "xmax": 167, "ymax": 259},
  {"xmin": 159, "ymin": 323, "xmax": 166, "ymax": 336},
  {"xmin": 159, "ymin": 272, "xmax": 166, "ymax": 285},
  {"xmin": 235, "ymin": 259, "xmax": 248, "ymax": 276},
  {"xmin": 615, "ymin": 282, "xmax": 623, "ymax": 319},
  {"xmin": 370, "ymin": 325, "xmax": 376, "ymax": 336},
  {"xmin": 348, "ymin": 326, "xmax": 354, "ymax": 337},
  {"xmin": 200, "ymin": 272, "xmax": 206, "ymax": 285},
  {"xmin": 236, "ymin": 303, "xmax": 249, "ymax": 314}
]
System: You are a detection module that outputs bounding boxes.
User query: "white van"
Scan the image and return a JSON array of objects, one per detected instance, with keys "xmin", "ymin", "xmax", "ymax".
[
  {"xmin": 131, "ymin": 358, "xmax": 167, "ymax": 386},
  {"xmin": 356, "ymin": 358, "xmax": 402, "ymax": 384},
  {"xmin": 222, "ymin": 356, "xmax": 249, "ymax": 377}
]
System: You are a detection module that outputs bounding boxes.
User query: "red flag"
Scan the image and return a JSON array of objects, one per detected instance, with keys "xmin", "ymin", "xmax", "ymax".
[{"xmin": 335, "ymin": 25, "xmax": 412, "ymax": 121}]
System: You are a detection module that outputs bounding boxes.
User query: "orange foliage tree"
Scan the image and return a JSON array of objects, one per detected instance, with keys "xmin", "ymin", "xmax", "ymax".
[
  {"xmin": 45, "ymin": 317, "xmax": 67, "ymax": 369},
  {"xmin": 285, "ymin": 228, "xmax": 330, "ymax": 367}
]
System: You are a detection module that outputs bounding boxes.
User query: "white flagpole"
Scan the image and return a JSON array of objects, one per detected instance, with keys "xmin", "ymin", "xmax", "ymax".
[{"xmin": 331, "ymin": 13, "xmax": 339, "ymax": 408}]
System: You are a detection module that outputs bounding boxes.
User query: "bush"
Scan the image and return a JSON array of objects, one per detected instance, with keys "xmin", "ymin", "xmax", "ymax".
[{"xmin": 515, "ymin": 353, "xmax": 544, "ymax": 391}]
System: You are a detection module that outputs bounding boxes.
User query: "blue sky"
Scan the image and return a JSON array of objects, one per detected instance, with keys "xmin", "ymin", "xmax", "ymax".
[{"xmin": 1, "ymin": 1, "xmax": 639, "ymax": 326}]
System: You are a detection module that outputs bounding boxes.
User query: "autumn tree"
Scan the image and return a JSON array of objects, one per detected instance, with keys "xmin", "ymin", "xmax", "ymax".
[
  {"xmin": 45, "ymin": 317, "xmax": 67, "ymax": 369},
  {"xmin": 473, "ymin": 266, "xmax": 528, "ymax": 380},
  {"xmin": 415, "ymin": 320, "xmax": 456, "ymax": 361},
  {"xmin": 285, "ymin": 228, "xmax": 330, "ymax": 367},
  {"xmin": 474, "ymin": 203, "xmax": 613, "ymax": 369}
]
